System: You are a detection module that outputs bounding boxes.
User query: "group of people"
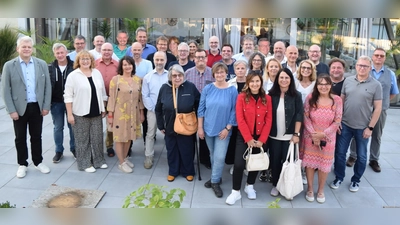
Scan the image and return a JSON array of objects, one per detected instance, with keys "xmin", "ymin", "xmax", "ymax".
[{"xmin": 1, "ymin": 28, "xmax": 398, "ymax": 207}]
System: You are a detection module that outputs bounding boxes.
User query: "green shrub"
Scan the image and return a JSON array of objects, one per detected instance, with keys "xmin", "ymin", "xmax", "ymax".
[
  {"xmin": 0, "ymin": 25, "xmax": 18, "ymax": 72},
  {"xmin": 122, "ymin": 184, "xmax": 186, "ymax": 208},
  {"xmin": 267, "ymin": 198, "xmax": 281, "ymax": 208},
  {"xmin": 0, "ymin": 201, "xmax": 16, "ymax": 208}
]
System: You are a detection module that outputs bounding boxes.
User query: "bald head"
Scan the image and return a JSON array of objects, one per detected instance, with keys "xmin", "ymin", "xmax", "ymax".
[
  {"xmin": 154, "ymin": 51, "xmax": 167, "ymax": 71},
  {"xmin": 209, "ymin": 36, "xmax": 220, "ymax": 52},
  {"xmin": 286, "ymin": 45, "xmax": 298, "ymax": 63},
  {"xmin": 100, "ymin": 42, "xmax": 113, "ymax": 60},
  {"xmin": 93, "ymin": 35, "xmax": 105, "ymax": 51},
  {"xmin": 131, "ymin": 42, "xmax": 143, "ymax": 60},
  {"xmin": 273, "ymin": 41, "xmax": 286, "ymax": 61},
  {"xmin": 308, "ymin": 44, "xmax": 322, "ymax": 64}
]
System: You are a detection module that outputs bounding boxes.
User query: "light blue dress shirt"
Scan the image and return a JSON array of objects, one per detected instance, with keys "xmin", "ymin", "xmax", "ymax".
[{"xmin": 19, "ymin": 57, "xmax": 36, "ymax": 103}]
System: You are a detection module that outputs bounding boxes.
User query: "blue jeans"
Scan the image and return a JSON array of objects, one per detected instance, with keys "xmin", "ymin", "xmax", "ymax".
[
  {"xmin": 51, "ymin": 102, "xmax": 75, "ymax": 153},
  {"xmin": 205, "ymin": 135, "xmax": 230, "ymax": 183},
  {"xmin": 334, "ymin": 123, "xmax": 369, "ymax": 183}
]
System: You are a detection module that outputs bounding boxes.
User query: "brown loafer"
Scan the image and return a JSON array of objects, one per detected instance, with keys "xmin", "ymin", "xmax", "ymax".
[
  {"xmin": 167, "ymin": 175, "xmax": 175, "ymax": 182},
  {"xmin": 369, "ymin": 160, "xmax": 381, "ymax": 173},
  {"xmin": 186, "ymin": 175, "xmax": 194, "ymax": 182},
  {"xmin": 346, "ymin": 156, "xmax": 356, "ymax": 167}
]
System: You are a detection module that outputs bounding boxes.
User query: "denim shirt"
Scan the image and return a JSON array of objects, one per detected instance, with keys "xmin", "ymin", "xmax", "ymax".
[{"xmin": 269, "ymin": 91, "xmax": 303, "ymax": 137}]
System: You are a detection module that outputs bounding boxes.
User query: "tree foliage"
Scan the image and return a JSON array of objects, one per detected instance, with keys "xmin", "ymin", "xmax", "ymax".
[{"xmin": 0, "ymin": 25, "xmax": 18, "ymax": 72}]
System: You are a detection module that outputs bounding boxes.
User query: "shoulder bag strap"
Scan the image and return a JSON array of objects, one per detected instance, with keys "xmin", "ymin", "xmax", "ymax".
[{"xmin": 172, "ymin": 84, "xmax": 178, "ymax": 114}]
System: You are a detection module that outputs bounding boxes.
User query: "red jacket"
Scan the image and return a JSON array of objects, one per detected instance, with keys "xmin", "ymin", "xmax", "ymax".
[{"xmin": 236, "ymin": 93, "xmax": 272, "ymax": 144}]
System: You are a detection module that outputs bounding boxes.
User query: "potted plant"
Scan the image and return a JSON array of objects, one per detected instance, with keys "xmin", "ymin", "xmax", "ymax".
[
  {"xmin": 122, "ymin": 184, "xmax": 186, "ymax": 208},
  {"xmin": 0, "ymin": 25, "xmax": 19, "ymax": 74}
]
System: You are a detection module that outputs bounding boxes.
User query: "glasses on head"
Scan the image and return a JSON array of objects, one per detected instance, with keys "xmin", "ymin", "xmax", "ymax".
[
  {"xmin": 171, "ymin": 74, "xmax": 184, "ymax": 79},
  {"xmin": 301, "ymin": 66, "xmax": 312, "ymax": 70},
  {"xmin": 356, "ymin": 64, "xmax": 370, "ymax": 69},
  {"xmin": 317, "ymin": 83, "xmax": 330, "ymax": 86},
  {"xmin": 373, "ymin": 54, "xmax": 385, "ymax": 58},
  {"xmin": 195, "ymin": 56, "xmax": 206, "ymax": 60},
  {"xmin": 80, "ymin": 58, "xmax": 91, "ymax": 61}
]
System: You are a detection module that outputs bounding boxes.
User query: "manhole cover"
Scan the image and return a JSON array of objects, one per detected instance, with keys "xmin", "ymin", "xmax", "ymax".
[{"xmin": 47, "ymin": 191, "xmax": 83, "ymax": 208}]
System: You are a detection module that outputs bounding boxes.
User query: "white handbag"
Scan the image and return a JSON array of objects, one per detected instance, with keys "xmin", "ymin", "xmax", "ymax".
[
  {"xmin": 243, "ymin": 147, "xmax": 270, "ymax": 171},
  {"xmin": 276, "ymin": 142, "xmax": 303, "ymax": 200}
]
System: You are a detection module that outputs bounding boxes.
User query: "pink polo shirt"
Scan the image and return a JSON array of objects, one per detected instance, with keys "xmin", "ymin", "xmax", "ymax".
[{"xmin": 95, "ymin": 58, "xmax": 119, "ymax": 96}]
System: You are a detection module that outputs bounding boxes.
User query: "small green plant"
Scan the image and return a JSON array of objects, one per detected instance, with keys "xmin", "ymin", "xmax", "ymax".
[
  {"xmin": 267, "ymin": 198, "xmax": 281, "ymax": 208},
  {"xmin": 97, "ymin": 19, "xmax": 112, "ymax": 41},
  {"xmin": 0, "ymin": 201, "xmax": 16, "ymax": 208},
  {"xmin": 122, "ymin": 184, "xmax": 186, "ymax": 208},
  {"xmin": 0, "ymin": 25, "xmax": 19, "ymax": 72}
]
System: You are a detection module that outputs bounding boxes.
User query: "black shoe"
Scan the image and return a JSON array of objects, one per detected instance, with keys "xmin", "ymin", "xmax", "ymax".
[
  {"xmin": 211, "ymin": 183, "xmax": 223, "ymax": 198},
  {"xmin": 71, "ymin": 150, "xmax": 76, "ymax": 159},
  {"xmin": 107, "ymin": 148, "xmax": 115, "ymax": 157},
  {"xmin": 204, "ymin": 179, "xmax": 222, "ymax": 188},
  {"xmin": 53, "ymin": 152, "xmax": 63, "ymax": 163},
  {"xmin": 127, "ymin": 149, "xmax": 132, "ymax": 158},
  {"xmin": 259, "ymin": 171, "xmax": 268, "ymax": 182},
  {"xmin": 369, "ymin": 160, "xmax": 381, "ymax": 173}
]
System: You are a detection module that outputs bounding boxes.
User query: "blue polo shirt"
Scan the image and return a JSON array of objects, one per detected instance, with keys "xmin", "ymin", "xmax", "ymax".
[{"xmin": 125, "ymin": 44, "xmax": 157, "ymax": 59}]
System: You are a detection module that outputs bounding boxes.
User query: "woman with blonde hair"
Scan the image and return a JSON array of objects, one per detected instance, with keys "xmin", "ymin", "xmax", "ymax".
[
  {"xmin": 263, "ymin": 58, "xmax": 282, "ymax": 93},
  {"xmin": 295, "ymin": 59, "xmax": 317, "ymax": 103},
  {"xmin": 64, "ymin": 51, "xmax": 108, "ymax": 172}
]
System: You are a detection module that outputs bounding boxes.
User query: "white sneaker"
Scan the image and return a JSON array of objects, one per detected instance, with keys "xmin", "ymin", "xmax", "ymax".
[
  {"xmin": 35, "ymin": 163, "xmax": 50, "ymax": 174},
  {"xmin": 225, "ymin": 190, "xmax": 241, "ymax": 205},
  {"xmin": 84, "ymin": 166, "xmax": 96, "ymax": 173},
  {"xmin": 244, "ymin": 185, "xmax": 256, "ymax": 200},
  {"xmin": 229, "ymin": 166, "xmax": 234, "ymax": 175},
  {"xmin": 118, "ymin": 162, "xmax": 133, "ymax": 173},
  {"xmin": 302, "ymin": 170, "xmax": 307, "ymax": 185},
  {"xmin": 124, "ymin": 158, "xmax": 134, "ymax": 168},
  {"xmin": 16, "ymin": 165, "xmax": 27, "ymax": 178},
  {"xmin": 270, "ymin": 187, "xmax": 279, "ymax": 197},
  {"xmin": 100, "ymin": 164, "xmax": 108, "ymax": 169}
]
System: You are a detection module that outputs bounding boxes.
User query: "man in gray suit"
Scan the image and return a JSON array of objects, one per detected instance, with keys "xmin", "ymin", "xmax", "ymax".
[{"xmin": 1, "ymin": 36, "xmax": 52, "ymax": 178}]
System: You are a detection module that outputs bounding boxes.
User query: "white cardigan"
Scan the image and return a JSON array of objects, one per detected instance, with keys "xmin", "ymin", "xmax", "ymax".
[{"xmin": 64, "ymin": 68, "xmax": 108, "ymax": 116}]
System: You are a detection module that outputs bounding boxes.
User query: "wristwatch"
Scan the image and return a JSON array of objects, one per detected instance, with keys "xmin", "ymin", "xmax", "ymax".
[
  {"xmin": 368, "ymin": 126, "xmax": 374, "ymax": 131},
  {"xmin": 293, "ymin": 132, "xmax": 300, "ymax": 137},
  {"xmin": 225, "ymin": 126, "xmax": 231, "ymax": 131}
]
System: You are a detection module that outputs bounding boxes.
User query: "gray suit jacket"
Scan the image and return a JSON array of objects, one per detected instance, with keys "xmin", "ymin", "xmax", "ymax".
[{"xmin": 1, "ymin": 57, "xmax": 52, "ymax": 116}]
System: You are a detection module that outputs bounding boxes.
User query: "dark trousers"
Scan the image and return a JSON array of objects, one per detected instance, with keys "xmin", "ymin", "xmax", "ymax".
[
  {"xmin": 13, "ymin": 102, "xmax": 43, "ymax": 166},
  {"xmin": 232, "ymin": 132, "xmax": 264, "ymax": 190},
  {"xmin": 165, "ymin": 134, "xmax": 195, "ymax": 177},
  {"xmin": 199, "ymin": 138, "xmax": 211, "ymax": 166},
  {"xmin": 142, "ymin": 108, "xmax": 148, "ymax": 144},
  {"xmin": 268, "ymin": 138, "xmax": 291, "ymax": 186},
  {"xmin": 225, "ymin": 126, "xmax": 238, "ymax": 165}
]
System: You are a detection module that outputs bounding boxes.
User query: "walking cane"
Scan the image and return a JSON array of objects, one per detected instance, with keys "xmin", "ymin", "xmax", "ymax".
[{"xmin": 195, "ymin": 138, "xmax": 202, "ymax": 180}]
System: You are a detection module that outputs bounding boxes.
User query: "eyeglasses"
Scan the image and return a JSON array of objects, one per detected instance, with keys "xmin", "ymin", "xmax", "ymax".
[
  {"xmin": 178, "ymin": 50, "xmax": 189, "ymax": 52},
  {"xmin": 171, "ymin": 74, "xmax": 184, "ymax": 79},
  {"xmin": 252, "ymin": 59, "xmax": 262, "ymax": 62},
  {"xmin": 356, "ymin": 64, "xmax": 370, "ymax": 68},
  {"xmin": 309, "ymin": 50, "xmax": 320, "ymax": 54},
  {"xmin": 301, "ymin": 66, "xmax": 312, "ymax": 70},
  {"xmin": 373, "ymin": 54, "xmax": 385, "ymax": 58},
  {"xmin": 195, "ymin": 56, "xmax": 206, "ymax": 60},
  {"xmin": 317, "ymin": 83, "xmax": 330, "ymax": 86},
  {"xmin": 80, "ymin": 58, "xmax": 91, "ymax": 61},
  {"xmin": 74, "ymin": 42, "xmax": 85, "ymax": 45}
]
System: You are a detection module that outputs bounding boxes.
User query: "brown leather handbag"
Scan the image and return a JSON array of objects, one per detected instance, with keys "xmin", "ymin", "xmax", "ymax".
[{"xmin": 172, "ymin": 84, "xmax": 198, "ymax": 135}]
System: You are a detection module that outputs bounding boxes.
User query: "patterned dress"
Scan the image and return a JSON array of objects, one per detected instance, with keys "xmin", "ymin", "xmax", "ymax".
[
  {"xmin": 300, "ymin": 94, "xmax": 342, "ymax": 173},
  {"xmin": 107, "ymin": 75, "xmax": 144, "ymax": 142}
]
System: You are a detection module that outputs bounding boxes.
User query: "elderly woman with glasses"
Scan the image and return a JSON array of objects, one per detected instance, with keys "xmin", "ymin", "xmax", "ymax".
[
  {"xmin": 155, "ymin": 64, "xmax": 200, "ymax": 182},
  {"xmin": 64, "ymin": 50, "xmax": 108, "ymax": 173}
]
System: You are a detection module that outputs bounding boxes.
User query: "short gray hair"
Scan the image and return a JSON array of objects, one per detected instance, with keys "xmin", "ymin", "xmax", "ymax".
[
  {"xmin": 168, "ymin": 64, "xmax": 185, "ymax": 81},
  {"xmin": 17, "ymin": 36, "xmax": 33, "ymax": 47},
  {"xmin": 178, "ymin": 42, "xmax": 189, "ymax": 50},
  {"xmin": 358, "ymin": 55, "xmax": 372, "ymax": 65},
  {"xmin": 242, "ymin": 34, "xmax": 256, "ymax": 46},
  {"xmin": 234, "ymin": 59, "xmax": 248, "ymax": 68},
  {"xmin": 135, "ymin": 27, "xmax": 147, "ymax": 36},
  {"xmin": 52, "ymin": 43, "xmax": 68, "ymax": 52}
]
